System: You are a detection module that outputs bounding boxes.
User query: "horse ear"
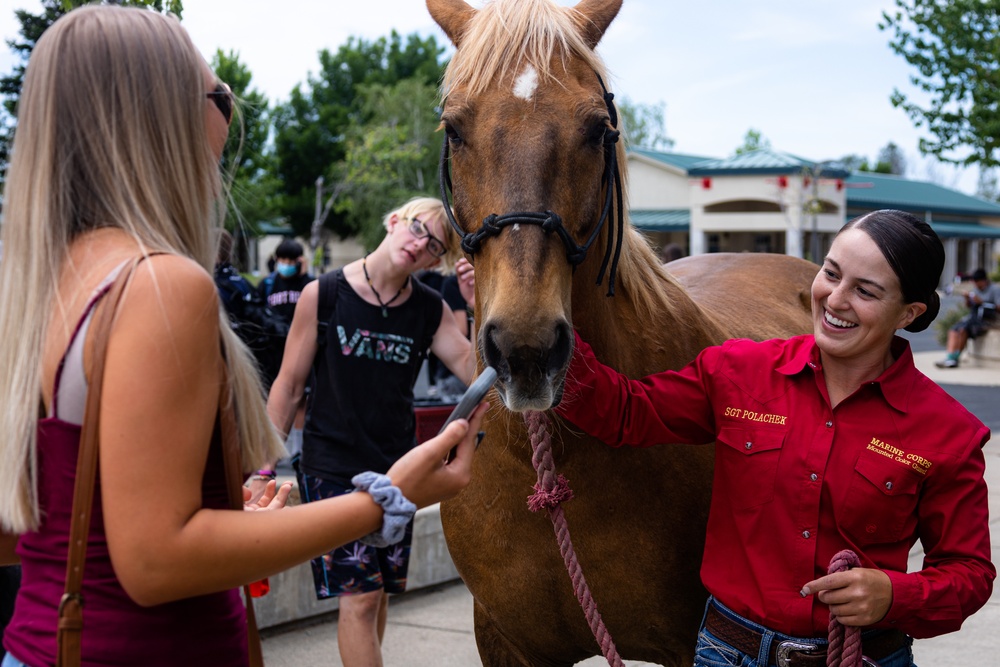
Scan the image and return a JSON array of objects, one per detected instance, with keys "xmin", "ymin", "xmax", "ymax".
[
  {"xmin": 570, "ymin": 0, "xmax": 623, "ymax": 49},
  {"xmin": 426, "ymin": 0, "xmax": 477, "ymax": 47}
]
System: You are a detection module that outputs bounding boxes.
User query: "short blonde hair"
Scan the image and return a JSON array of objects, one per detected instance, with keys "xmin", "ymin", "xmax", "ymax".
[{"xmin": 383, "ymin": 196, "xmax": 464, "ymax": 272}]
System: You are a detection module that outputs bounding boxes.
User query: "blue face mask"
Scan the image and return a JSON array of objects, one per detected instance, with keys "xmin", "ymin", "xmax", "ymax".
[{"xmin": 276, "ymin": 263, "xmax": 298, "ymax": 278}]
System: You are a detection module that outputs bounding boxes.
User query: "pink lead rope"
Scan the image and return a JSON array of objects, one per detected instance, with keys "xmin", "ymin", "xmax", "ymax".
[
  {"xmin": 826, "ymin": 549, "xmax": 868, "ymax": 667},
  {"xmin": 524, "ymin": 410, "xmax": 871, "ymax": 667},
  {"xmin": 524, "ymin": 411, "xmax": 624, "ymax": 667}
]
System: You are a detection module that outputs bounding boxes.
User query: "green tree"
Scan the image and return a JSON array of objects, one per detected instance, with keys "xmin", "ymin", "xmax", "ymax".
[
  {"xmin": 336, "ymin": 78, "xmax": 442, "ymax": 250},
  {"xmin": 874, "ymin": 141, "xmax": 907, "ymax": 175},
  {"xmin": 734, "ymin": 128, "xmax": 771, "ymax": 156},
  {"xmin": 617, "ymin": 97, "xmax": 673, "ymax": 151},
  {"xmin": 272, "ymin": 30, "xmax": 445, "ymax": 239},
  {"xmin": 837, "ymin": 154, "xmax": 871, "ymax": 172},
  {"xmin": 211, "ymin": 50, "xmax": 278, "ymax": 230},
  {"xmin": 976, "ymin": 168, "xmax": 999, "ymax": 202},
  {"xmin": 880, "ymin": 0, "xmax": 1000, "ymax": 168},
  {"xmin": 0, "ymin": 0, "xmax": 184, "ymax": 201}
]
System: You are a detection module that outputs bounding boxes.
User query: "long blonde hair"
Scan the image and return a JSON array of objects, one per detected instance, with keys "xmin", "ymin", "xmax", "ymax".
[{"xmin": 0, "ymin": 5, "xmax": 283, "ymax": 532}]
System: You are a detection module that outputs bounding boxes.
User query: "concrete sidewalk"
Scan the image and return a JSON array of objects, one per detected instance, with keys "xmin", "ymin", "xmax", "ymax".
[{"xmin": 260, "ymin": 351, "xmax": 1000, "ymax": 666}]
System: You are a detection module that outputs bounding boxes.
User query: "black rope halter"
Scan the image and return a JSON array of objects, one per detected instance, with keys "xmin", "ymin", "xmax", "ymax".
[{"xmin": 438, "ymin": 72, "xmax": 625, "ymax": 296}]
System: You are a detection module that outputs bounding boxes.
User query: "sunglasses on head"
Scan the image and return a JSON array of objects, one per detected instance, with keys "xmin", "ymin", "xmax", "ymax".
[{"xmin": 206, "ymin": 82, "xmax": 233, "ymax": 124}]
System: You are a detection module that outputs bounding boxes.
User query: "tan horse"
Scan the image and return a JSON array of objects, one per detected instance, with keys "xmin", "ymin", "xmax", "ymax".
[{"xmin": 428, "ymin": 1, "xmax": 817, "ymax": 665}]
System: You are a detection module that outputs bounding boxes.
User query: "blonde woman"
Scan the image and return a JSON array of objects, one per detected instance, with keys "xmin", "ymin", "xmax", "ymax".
[
  {"xmin": 0, "ymin": 7, "xmax": 484, "ymax": 667},
  {"xmin": 264, "ymin": 195, "xmax": 477, "ymax": 667}
]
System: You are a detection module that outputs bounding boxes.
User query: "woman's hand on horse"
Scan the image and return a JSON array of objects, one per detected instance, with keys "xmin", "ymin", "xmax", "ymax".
[
  {"xmin": 800, "ymin": 568, "xmax": 893, "ymax": 626},
  {"xmin": 456, "ymin": 258, "xmax": 475, "ymax": 307},
  {"xmin": 242, "ymin": 479, "xmax": 294, "ymax": 511},
  {"xmin": 387, "ymin": 400, "xmax": 488, "ymax": 508}
]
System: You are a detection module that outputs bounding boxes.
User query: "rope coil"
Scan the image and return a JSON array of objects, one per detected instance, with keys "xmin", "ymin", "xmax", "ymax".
[{"xmin": 826, "ymin": 549, "xmax": 865, "ymax": 667}]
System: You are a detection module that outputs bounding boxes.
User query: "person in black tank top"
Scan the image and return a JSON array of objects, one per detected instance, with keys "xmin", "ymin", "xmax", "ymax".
[{"xmin": 264, "ymin": 196, "xmax": 479, "ymax": 667}]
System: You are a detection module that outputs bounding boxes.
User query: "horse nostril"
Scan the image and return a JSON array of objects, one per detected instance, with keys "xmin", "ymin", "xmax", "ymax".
[
  {"xmin": 481, "ymin": 322, "xmax": 508, "ymax": 381},
  {"xmin": 546, "ymin": 321, "xmax": 572, "ymax": 380}
]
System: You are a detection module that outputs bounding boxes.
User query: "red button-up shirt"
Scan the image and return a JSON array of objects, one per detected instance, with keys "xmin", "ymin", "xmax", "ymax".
[{"xmin": 556, "ymin": 333, "xmax": 994, "ymax": 639}]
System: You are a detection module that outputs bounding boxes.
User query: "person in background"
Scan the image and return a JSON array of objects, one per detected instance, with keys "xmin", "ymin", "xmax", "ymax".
[
  {"xmin": 259, "ymin": 239, "xmax": 313, "ymax": 326},
  {"xmin": 555, "ymin": 209, "xmax": 993, "ymax": 667},
  {"xmin": 253, "ymin": 238, "xmax": 315, "ymax": 465},
  {"xmin": 0, "ymin": 8, "xmax": 484, "ymax": 666},
  {"xmin": 935, "ymin": 267, "xmax": 1000, "ymax": 368},
  {"xmin": 214, "ymin": 229, "xmax": 288, "ymax": 386},
  {"xmin": 264, "ymin": 196, "xmax": 477, "ymax": 667},
  {"xmin": 257, "ymin": 238, "xmax": 314, "ymax": 386},
  {"xmin": 658, "ymin": 242, "xmax": 684, "ymax": 264},
  {"xmin": 417, "ymin": 261, "xmax": 474, "ymax": 399}
]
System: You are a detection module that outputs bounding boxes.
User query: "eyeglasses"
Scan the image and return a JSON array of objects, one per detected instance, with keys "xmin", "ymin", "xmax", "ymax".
[
  {"xmin": 406, "ymin": 218, "xmax": 447, "ymax": 258},
  {"xmin": 206, "ymin": 82, "xmax": 233, "ymax": 124}
]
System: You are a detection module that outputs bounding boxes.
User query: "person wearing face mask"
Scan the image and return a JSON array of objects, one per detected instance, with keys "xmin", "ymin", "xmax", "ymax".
[
  {"xmin": 259, "ymin": 239, "xmax": 314, "ymax": 332},
  {"xmin": 554, "ymin": 209, "xmax": 993, "ymax": 667}
]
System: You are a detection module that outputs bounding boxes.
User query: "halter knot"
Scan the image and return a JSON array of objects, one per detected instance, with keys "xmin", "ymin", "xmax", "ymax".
[
  {"xmin": 603, "ymin": 90, "xmax": 617, "ymax": 128},
  {"xmin": 540, "ymin": 211, "xmax": 563, "ymax": 234}
]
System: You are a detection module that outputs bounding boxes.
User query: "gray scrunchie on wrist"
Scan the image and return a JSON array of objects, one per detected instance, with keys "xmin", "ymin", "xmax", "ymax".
[{"xmin": 351, "ymin": 472, "xmax": 417, "ymax": 547}]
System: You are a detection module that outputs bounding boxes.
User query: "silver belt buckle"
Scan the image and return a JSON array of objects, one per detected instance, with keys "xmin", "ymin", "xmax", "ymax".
[{"xmin": 775, "ymin": 640, "xmax": 819, "ymax": 667}]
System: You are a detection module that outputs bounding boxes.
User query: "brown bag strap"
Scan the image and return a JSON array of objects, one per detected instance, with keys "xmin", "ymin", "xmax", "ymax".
[
  {"xmin": 218, "ymin": 371, "xmax": 264, "ymax": 667},
  {"xmin": 58, "ymin": 256, "xmax": 263, "ymax": 667},
  {"xmin": 58, "ymin": 257, "xmax": 143, "ymax": 667}
]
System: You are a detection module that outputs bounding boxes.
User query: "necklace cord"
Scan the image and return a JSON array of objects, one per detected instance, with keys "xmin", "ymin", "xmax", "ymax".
[{"xmin": 363, "ymin": 254, "xmax": 409, "ymax": 317}]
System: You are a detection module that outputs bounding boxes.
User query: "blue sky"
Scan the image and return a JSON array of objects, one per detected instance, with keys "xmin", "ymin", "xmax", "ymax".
[{"xmin": 0, "ymin": 0, "xmax": 982, "ymax": 194}]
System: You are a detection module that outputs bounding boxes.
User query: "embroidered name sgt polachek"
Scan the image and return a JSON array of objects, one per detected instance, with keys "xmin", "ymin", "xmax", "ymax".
[
  {"xmin": 723, "ymin": 406, "xmax": 787, "ymax": 425},
  {"xmin": 338, "ymin": 326, "xmax": 413, "ymax": 364}
]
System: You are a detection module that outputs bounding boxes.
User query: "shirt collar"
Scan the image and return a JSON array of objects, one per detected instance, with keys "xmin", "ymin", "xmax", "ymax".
[{"xmin": 776, "ymin": 335, "xmax": 916, "ymax": 413}]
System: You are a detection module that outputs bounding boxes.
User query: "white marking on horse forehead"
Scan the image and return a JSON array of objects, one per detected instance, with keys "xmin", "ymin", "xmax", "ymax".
[
  {"xmin": 513, "ymin": 223, "xmax": 521, "ymax": 232},
  {"xmin": 512, "ymin": 66, "xmax": 539, "ymax": 101}
]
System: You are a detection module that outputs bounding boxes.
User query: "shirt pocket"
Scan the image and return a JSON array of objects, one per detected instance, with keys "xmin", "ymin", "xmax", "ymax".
[
  {"xmin": 716, "ymin": 425, "xmax": 785, "ymax": 510},
  {"xmin": 839, "ymin": 454, "xmax": 922, "ymax": 546}
]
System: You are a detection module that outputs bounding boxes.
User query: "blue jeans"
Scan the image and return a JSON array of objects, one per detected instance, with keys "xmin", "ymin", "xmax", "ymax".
[
  {"xmin": 694, "ymin": 598, "xmax": 915, "ymax": 667},
  {"xmin": 1, "ymin": 653, "xmax": 27, "ymax": 667}
]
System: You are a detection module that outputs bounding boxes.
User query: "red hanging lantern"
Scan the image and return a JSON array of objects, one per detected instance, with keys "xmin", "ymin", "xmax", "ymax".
[
  {"xmin": 701, "ymin": 177, "xmax": 712, "ymax": 189},
  {"xmin": 777, "ymin": 175, "xmax": 788, "ymax": 188},
  {"xmin": 836, "ymin": 179, "xmax": 844, "ymax": 191}
]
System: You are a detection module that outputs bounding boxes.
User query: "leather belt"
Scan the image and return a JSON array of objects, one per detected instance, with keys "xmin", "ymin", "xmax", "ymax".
[{"xmin": 705, "ymin": 605, "xmax": 907, "ymax": 667}]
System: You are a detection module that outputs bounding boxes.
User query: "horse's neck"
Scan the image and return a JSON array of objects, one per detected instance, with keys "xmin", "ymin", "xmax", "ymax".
[{"xmin": 572, "ymin": 262, "xmax": 728, "ymax": 376}]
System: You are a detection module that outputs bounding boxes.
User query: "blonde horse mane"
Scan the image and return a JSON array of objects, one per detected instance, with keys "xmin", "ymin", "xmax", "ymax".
[{"xmin": 442, "ymin": 0, "xmax": 673, "ymax": 323}]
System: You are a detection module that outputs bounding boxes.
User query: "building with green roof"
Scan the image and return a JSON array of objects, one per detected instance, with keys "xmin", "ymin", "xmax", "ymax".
[{"xmin": 628, "ymin": 148, "xmax": 1000, "ymax": 283}]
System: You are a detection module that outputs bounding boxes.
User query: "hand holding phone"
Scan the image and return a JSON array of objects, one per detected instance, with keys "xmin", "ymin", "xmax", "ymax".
[{"xmin": 440, "ymin": 366, "xmax": 497, "ymax": 462}]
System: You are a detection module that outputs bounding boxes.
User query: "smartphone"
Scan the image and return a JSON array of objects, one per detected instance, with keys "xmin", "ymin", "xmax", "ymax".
[{"xmin": 439, "ymin": 366, "xmax": 498, "ymax": 461}]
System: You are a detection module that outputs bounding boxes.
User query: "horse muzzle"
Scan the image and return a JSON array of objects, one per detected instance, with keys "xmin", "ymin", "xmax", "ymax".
[{"xmin": 480, "ymin": 317, "xmax": 573, "ymax": 412}]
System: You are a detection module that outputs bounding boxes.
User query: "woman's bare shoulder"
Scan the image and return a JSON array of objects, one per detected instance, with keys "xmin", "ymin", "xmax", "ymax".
[{"xmin": 115, "ymin": 254, "xmax": 220, "ymax": 345}]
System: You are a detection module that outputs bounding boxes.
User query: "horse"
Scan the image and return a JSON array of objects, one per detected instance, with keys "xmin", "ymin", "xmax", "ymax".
[{"xmin": 427, "ymin": 1, "xmax": 817, "ymax": 665}]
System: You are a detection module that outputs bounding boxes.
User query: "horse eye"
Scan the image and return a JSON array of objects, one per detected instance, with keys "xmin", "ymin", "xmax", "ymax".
[
  {"xmin": 585, "ymin": 120, "xmax": 608, "ymax": 148},
  {"xmin": 444, "ymin": 122, "xmax": 464, "ymax": 147}
]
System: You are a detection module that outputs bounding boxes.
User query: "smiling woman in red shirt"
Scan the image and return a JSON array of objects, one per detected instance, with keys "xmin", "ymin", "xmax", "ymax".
[{"xmin": 556, "ymin": 209, "xmax": 994, "ymax": 667}]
